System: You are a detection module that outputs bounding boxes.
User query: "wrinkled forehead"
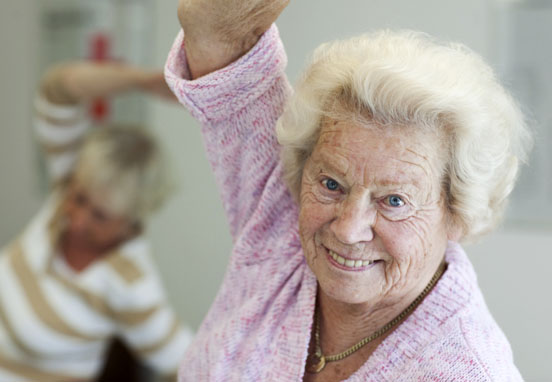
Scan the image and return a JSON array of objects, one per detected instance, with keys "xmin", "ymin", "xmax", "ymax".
[
  {"xmin": 319, "ymin": 115, "xmax": 443, "ymax": 149},
  {"xmin": 313, "ymin": 117, "xmax": 448, "ymax": 182}
]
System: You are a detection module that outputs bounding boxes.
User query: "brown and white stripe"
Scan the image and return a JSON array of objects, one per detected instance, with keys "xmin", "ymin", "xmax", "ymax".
[
  {"xmin": 0, "ymin": 201, "xmax": 192, "ymax": 381},
  {"xmin": 0, "ymin": 96, "xmax": 192, "ymax": 381}
]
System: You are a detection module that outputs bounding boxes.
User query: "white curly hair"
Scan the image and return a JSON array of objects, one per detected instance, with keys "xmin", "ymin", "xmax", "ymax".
[
  {"xmin": 276, "ymin": 30, "xmax": 532, "ymax": 241},
  {"xmin": 72, "ymin": 125, "xmax": 172, "ymax": 223}
]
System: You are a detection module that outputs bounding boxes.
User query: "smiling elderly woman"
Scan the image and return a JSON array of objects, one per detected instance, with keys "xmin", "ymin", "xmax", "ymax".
[{"xmin": 166, "ymin": 1, "xmax": 531, "ymax": 381}]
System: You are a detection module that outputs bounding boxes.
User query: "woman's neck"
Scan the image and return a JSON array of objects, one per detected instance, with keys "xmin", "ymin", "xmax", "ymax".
[
  {"xmin": 316, "ymin": 289, "xmax": 415, "ymax": 357},
  {"xmin": 315, "ymin": 261, "xmax": 446, "ymax": 357}
]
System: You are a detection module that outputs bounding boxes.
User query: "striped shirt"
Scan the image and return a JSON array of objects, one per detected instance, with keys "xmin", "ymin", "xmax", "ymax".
[{"xmin": 0, "ymin": 97, "xmax": 192, "ymax": 381}]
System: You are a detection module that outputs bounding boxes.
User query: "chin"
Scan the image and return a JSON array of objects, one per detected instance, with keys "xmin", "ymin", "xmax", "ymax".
[
  {"xmin": 309, "ymin": 253, "xmax": 385, "ymax": 306},
  {"xmin": 319, "ymin": 283, "xmax": 380, "ymax": 305},
  {"xmin": 315, "ymin": 269, "xmax": 383, "ymax": 306}
]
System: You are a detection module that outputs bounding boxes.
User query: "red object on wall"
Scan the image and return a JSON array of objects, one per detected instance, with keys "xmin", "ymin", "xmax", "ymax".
[
  {"xmin": 89, "ymin": 33, "xmax": 111, "ymax": 122},
  {"xmin": 90, "ymin": 33, "xmax": 110, "ymax": 61}
]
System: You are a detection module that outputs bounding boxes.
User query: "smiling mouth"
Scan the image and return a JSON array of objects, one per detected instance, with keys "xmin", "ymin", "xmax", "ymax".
[{"xmin": 326, "ymin": 248, "xmax": 381, "ymax": 271}]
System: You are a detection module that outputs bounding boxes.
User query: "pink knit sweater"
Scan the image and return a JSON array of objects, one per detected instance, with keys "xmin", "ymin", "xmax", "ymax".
[{"xmin": 165, "ymin": 25, "xmax": 522, "ymax": 382}]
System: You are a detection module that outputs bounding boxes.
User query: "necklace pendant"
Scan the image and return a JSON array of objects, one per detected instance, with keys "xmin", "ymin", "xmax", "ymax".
[{"xmin": 306, "ymin": 353, "xmax": 326, "ymax": 374}]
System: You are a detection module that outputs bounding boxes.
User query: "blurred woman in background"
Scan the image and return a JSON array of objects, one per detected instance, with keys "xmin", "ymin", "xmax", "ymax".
[{"xmin": 0, "ymin": 61, "xmax": 192, "ymax": 381}]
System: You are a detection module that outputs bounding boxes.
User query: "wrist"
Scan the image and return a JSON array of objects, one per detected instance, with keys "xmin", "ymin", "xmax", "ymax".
[
  {"xmin": 184, "ymin": 33, "xmax": 260, "ymax": 79},
  {"xmin": 129, "ymin": 68, "xmax": 153, "ymax": 91}
]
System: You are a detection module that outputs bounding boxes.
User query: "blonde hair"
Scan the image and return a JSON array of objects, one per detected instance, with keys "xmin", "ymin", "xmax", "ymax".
[
  {"xmin": 276, "ymin": 30, "xmax": 532, "ymax": 241},
  {"xmin": 71, "ymin": 125, "xmax": 171, "ymax": 223}
]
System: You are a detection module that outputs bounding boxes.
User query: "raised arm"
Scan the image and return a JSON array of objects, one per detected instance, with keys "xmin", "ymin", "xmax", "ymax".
[
  {"xmin": 40, "ymin": 61, "xmax": 175, "ymax": 105},
  {"xmin": 166, "ymin": 0, "xmax": 294, "ymax": 242},
  {"xmin": 35, "ymin": 62, "xmax": 174, "ymax": 184}
]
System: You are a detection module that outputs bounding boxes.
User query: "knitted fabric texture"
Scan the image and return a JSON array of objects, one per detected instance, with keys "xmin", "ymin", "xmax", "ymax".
[{"xmin": 165, "ymin": 25, "xmax": 522, "ymax": 382}]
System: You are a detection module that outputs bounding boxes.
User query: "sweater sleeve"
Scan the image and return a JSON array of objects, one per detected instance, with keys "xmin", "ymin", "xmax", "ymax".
[
  {"xmin": 164, "ymin": 25, "xmax": 292, "ymax": 241},
  {"xmin": 33, "ymin": 96, "xmax": 92, "ymax": 185}
]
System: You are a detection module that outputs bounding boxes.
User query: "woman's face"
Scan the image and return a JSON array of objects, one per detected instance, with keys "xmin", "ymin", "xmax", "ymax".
[
  {"xmin": 298, "ymin": 118, "xmax": 453, "ymax": 308},
  {"xmin": 61, "ymin": 182, "xmax": 137, "ymax": 252}
]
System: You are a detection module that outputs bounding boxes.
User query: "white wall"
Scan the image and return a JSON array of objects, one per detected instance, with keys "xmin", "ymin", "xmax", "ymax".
[
  {"xmin": 1, "ymin": 1, "xmax": 550, "ymax": 380},
  {"xmin": 465, "ymin": 229, "xmax": 552, "ymax": 382},
  {"xmin": 0, "ymin": 0, "xmax": 42, "ymax": 244}
]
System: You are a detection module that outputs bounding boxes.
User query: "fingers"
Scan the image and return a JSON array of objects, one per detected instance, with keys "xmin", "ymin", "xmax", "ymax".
[{"xmin": 140, "ymin": 72, "xmax": 179, "ymax": 102}]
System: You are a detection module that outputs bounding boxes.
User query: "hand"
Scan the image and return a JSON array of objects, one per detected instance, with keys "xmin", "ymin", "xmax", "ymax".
[
  {"xmin": 177, "ymin": 0, "xmax": 289, "ymax": 78},
  {"xmin": 139, "ymin": 71, "xmax": 178, "ymax": 102}
]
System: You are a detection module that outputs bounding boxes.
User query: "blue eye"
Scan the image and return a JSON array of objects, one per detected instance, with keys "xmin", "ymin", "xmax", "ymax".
[
  {"xmin": 323, "ymin": 178, "xmax": 340, "ymax": 191},
  {"xmin": 386, "ymin": 195, "xmax": 404, "ymax": 207}
]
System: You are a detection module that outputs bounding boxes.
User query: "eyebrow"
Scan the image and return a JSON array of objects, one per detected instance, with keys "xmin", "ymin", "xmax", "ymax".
[
  {"xmin": 373, "ymin": 179, "xmax": 423, "ymax": 195},
  {"xmin": 315, "ymin": 150, "xmax": 350, "ymax": 176},
  {"xmin": 319, "ymin": 150, "xmax": 428, "ymax": 193},
  {"xmin": 314, "ymin": 144, "xmax": 434, "ymax": 193}
]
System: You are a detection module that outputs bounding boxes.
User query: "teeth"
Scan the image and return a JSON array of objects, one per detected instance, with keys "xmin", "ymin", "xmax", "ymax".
[{"xmin": 329, "ymin": 250, "xmax": 373, "ymax": 269}]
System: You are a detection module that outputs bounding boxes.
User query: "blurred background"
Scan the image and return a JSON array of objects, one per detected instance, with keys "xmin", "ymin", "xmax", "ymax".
[{"xmin": 1, "ymin": 0, "xmax": 551, "ymax": 380}]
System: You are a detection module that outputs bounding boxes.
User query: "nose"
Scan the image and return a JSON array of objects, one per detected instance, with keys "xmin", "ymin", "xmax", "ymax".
[{"xmin": 330, "ymin": 192, "xmax": 375, "ymax": 244}]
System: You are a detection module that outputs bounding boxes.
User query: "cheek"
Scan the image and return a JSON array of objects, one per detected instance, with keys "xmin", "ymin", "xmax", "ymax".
[
  {"xmin": 376, "ymin": 220, "xmax": 417, "ymax": 262},
  {"xmin": 298, "ymin": 190, "xmax": 335, "ymax": 249},
  {"xmin": 86, "ymin": 224, "xmax": 103, "ymax": 242},
  {"xmin": 62, "ymin": 200, "xmax": 74, "ymax": 218},
  {"xmin": 298, "ymin": 196, "xmax": 326, "ymax": 240},
  {"xmin": 377, "ymin": 213, "xmax": 440, "ymax": 262},
  {"xmin": 90, "ymin": 224, "xmax": 123, "ymax": 247},
  {"xmin": 102, "ymin": 222, "xmax": 123, "ymax": 237}
]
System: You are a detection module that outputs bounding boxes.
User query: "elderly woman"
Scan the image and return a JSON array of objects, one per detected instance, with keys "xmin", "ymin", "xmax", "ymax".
[
  {"xmin": 0, "ymin": 62, "xmax": 192, "ymax": 381},
  {"xmin": 166, "ymin": 1, "xmax": 530, "ymax": 380}
]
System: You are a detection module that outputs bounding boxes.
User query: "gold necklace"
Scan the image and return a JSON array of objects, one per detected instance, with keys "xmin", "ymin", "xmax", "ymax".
[{"xmin": 306, "ymin": 262, "xmax": 446, "ymax": 374}]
